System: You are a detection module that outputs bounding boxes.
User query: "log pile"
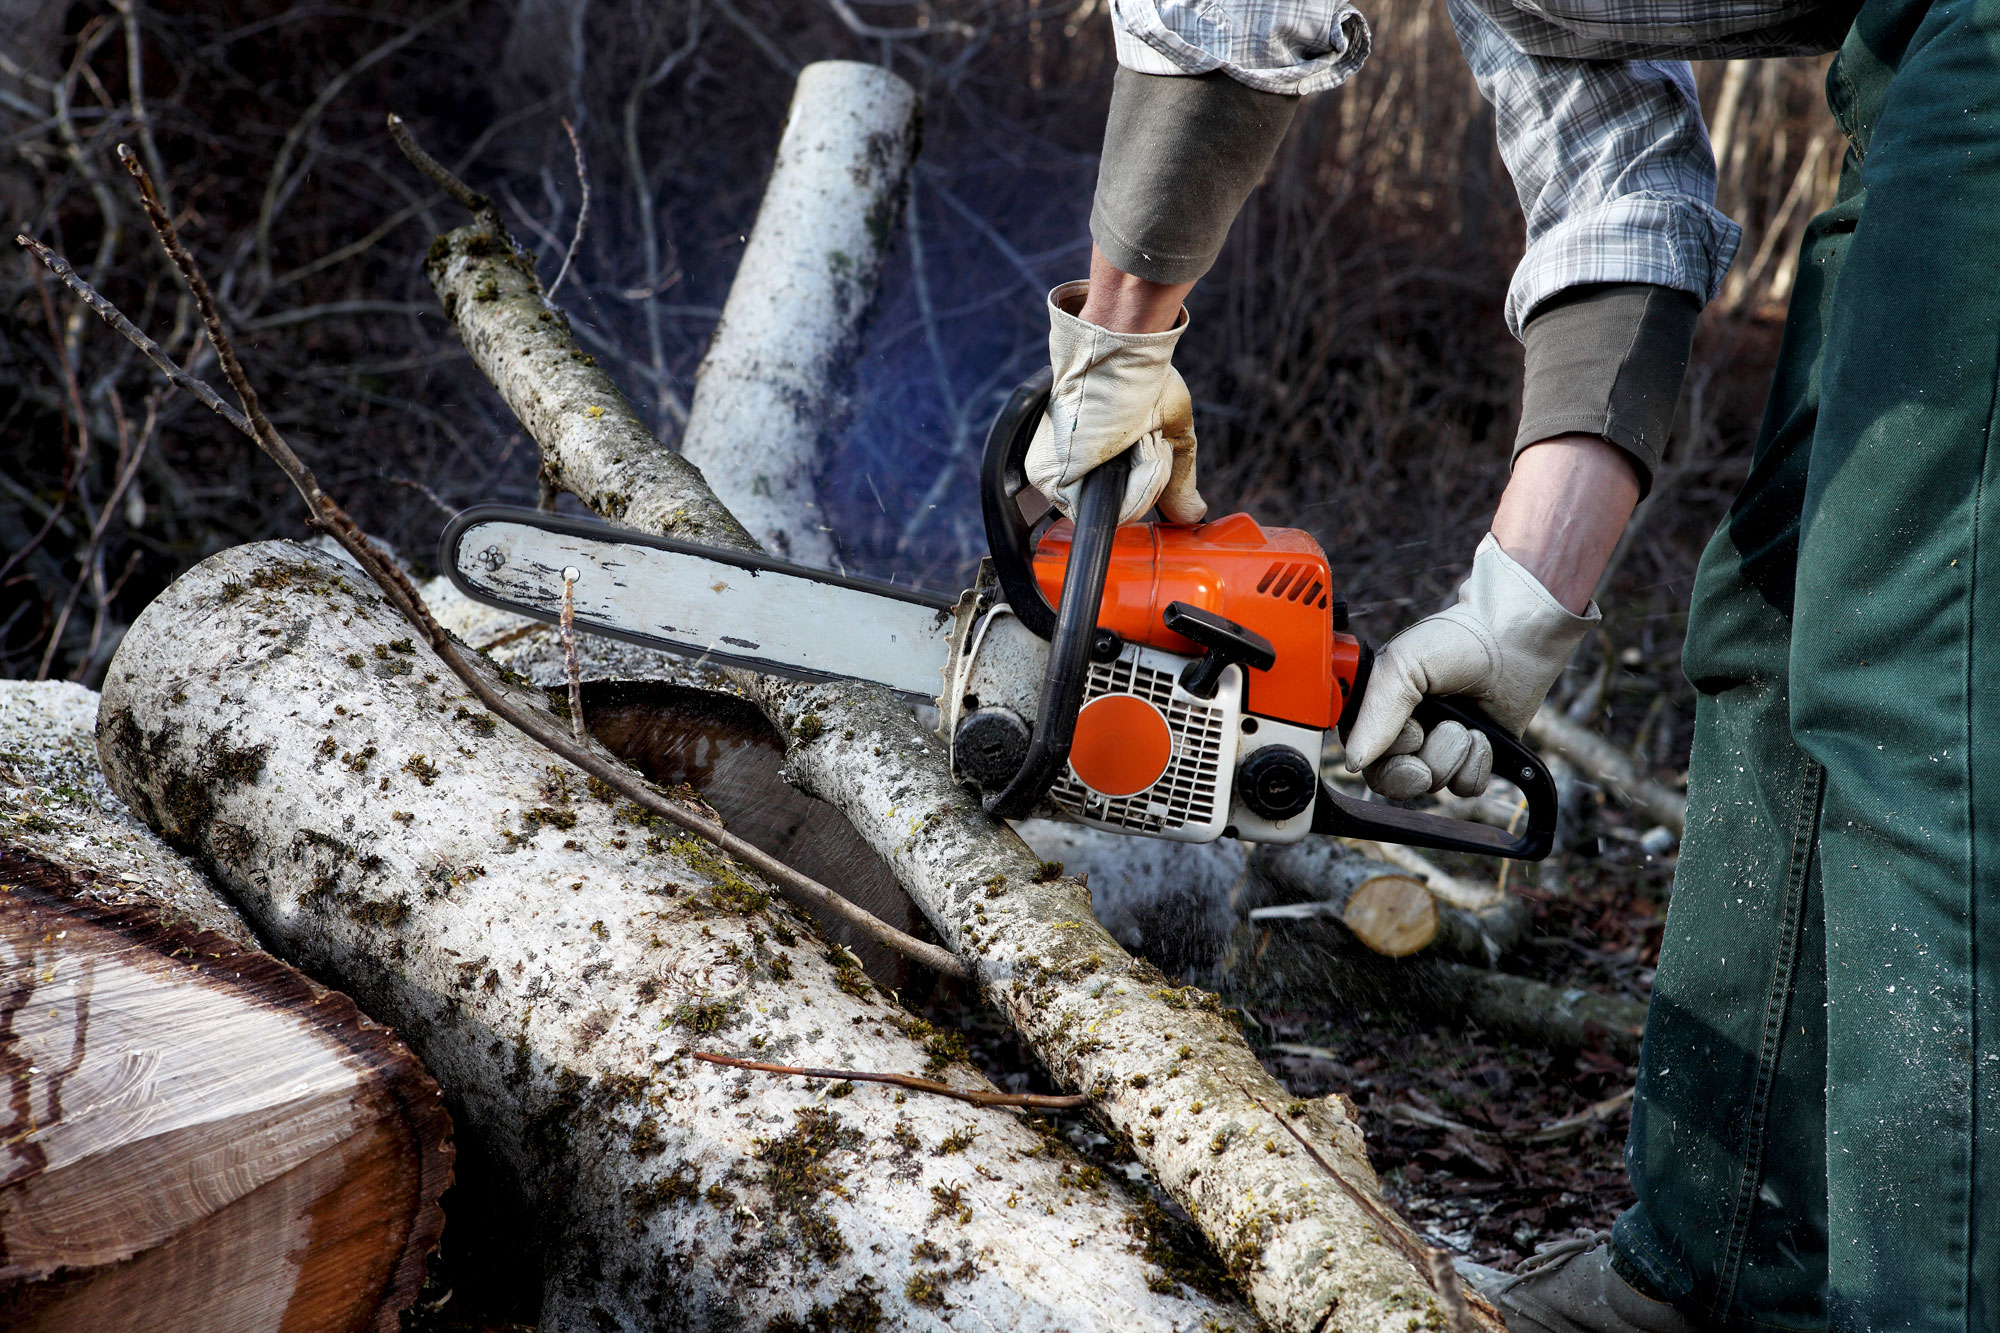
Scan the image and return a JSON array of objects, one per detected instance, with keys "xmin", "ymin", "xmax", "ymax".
[
  {"xmin": 95, "ymin": 541, "xmax": 1258, "ymax": 1331},
  {"xmin": 0, "ymin": 681, "xmax": 451, "ymax": 1333}
]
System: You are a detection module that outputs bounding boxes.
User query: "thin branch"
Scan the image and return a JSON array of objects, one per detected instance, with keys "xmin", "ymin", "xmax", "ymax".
[
  {"xmin": 0, "ymin": 267, "xmax": 91, "ymax": 591},
  {"xmin": 548, "ymin": 116, "xmax": 590, "ymax": 298},
  {"xmin": 559, "ymin": 568, "xmax": 586, "ymax": 741},
  {"xmin": 14, "ymin": 238, "xmax": 250, "ymax": 436},
  {"xmin": 17, "ymin": 158, "xmax": 971, "ymax": 986},
  {"xmin": 1245, "ymin": 1085, "xmax": 1437, "ymax": 1280},
  {"xmin": 255, "ymin": 1, "xmax": 470, "ymax": 276},
  {"xmin": 38, "ymin": 386, "xmax": 152, "ymax": 680},
  {"xmin": 385, "ymin": 112, "xmax": 497, "ymax": 226},
  {"xmin": 111, "ymin": 0, "xmax": 171, "ymax": 216},
  {"xmin": 693, "ymin": 1051, "xmax": 1089, "ymax": 1109}
]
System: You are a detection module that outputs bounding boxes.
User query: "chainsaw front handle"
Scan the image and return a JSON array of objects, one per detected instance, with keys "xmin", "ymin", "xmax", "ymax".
[
  {"xmin": 1314, "ymin": 693, "xmax": 1558, "ymax": 860},
  {"xmin": 982, "ymin": 446, "xmax": 1129, "ymax": 821},
  {"xmin": 979, "ymin": 367, "xmax": 1062, "ymax": 640}
]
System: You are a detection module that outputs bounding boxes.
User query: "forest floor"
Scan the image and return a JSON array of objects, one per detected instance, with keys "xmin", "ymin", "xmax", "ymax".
[{"xmin": 1268, "ymin": 845, "xmax": 1671, "ymax": 1269}]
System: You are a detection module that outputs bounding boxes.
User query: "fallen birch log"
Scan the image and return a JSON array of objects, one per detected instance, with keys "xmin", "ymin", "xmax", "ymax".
[
  {"xmin": 1525, "ymin": 707, "xmax": 1687, "ymax": 837},
  {"xmin": 420, "ymin": 176, "xmax": 1493, "ymax": 1329},
  {"xmin": 677, "ymin": 61, "xmax": 920, "ymax": 564},
  {"xmin": 95, "ymin": 540, "xmax": 1254, "ymax": 1332},
  {"xmin": 0, "ymin": 682, "xmax": 450, "ymax": 1333},
  {"xmin": 1336, "ymin": 836, "xmax": 1531, "ymax": 962}
]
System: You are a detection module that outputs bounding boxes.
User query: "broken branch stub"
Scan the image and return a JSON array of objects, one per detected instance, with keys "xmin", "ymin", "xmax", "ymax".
[
  {"xmin": 677, "ymin": 61, "xmax": 919, "ymax": 563},
  {"xmin": 95, "ymin": 540, "xmax": 1256, "ymax": 1332}
]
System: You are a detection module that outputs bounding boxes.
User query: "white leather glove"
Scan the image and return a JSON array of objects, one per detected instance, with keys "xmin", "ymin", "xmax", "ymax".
[
  {"xmin": 1027, "ymin": 280, "xmax": 1208, "ymax": 526},
  {"xmin": 1344, "ymin": 534, "xmax": 1599, "ymax": 799}
]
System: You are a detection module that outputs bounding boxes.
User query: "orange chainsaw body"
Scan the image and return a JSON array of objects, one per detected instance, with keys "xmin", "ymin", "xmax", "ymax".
[{"xmin": 1033, "ymin": 512, "xmax": 1365, "ymax": 731}]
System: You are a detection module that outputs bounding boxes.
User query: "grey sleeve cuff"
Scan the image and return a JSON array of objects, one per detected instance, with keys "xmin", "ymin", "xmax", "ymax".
[
  {"xmin": 1091, "ymin": 67, "xmax": 1299, "ymax": 286},
  {"xmin": 1515, "ymin": 282, "xmax": 1701, "ymax": 496}
]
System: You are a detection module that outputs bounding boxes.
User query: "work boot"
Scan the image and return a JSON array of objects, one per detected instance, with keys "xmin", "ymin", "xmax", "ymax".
[{"xmin": 1457, "ymin": 1234, "xmax": 1709, "ymax": 1333}]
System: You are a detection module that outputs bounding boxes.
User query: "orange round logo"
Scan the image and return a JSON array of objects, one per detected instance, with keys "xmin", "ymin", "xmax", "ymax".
[{"xmin": 1069, "ymin": 694, "xmax": 1173, "ymax": 797}]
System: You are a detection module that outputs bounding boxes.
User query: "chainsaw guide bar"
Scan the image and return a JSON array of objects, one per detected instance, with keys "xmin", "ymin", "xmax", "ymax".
[{"xmin": 440, "ymin": 507, "xmax": 958, "ymax": 701}]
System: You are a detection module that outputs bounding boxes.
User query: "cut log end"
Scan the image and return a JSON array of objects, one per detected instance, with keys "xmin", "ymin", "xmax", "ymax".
[
  {"xmin": 1339, "ymin": 870, "xmax": 1439, "ymax": 957},
  {"xmin": 0, "ymin": 849, "xmax": 451, "ymax": 1333}
]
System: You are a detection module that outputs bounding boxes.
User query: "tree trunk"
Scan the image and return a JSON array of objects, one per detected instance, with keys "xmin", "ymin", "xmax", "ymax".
[
  {"xmin": 423, "ymin": 218, "xmax": 1498, "ymax": 1330},
  {"xmin": 677, "ymin": 61, "xmax": 920, "ymax": 564},
  {"xmin": 0, "ymin": 683, "xmax": 450, "ymax": 1333},
  {"xmin": 94, "ymin": 540, "xmax": 1256, "ymax": 1332}
]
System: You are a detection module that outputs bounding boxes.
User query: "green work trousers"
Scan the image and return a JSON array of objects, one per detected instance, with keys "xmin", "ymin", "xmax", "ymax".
[{"xmin": 1610, "ymin": 0, "xmax": 2000, "ymax": 1325}]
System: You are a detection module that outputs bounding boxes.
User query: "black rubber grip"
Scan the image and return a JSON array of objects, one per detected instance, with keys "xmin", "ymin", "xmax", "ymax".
[{"xmin": 1314, "ymin": 696, "xmax": 1557, "ymax": 860}]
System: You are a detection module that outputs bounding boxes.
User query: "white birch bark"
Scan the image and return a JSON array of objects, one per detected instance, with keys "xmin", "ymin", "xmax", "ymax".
[
  {"xmin": 677, "ymin": 61, "xmax": 920, "ymax": 563},
  {"xmin": 95, "ymin": 540, "xmax": 1253, "ymax": 1333}
]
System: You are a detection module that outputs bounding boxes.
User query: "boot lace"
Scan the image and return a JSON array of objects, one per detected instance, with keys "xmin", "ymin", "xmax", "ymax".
[{"xmin": 1488, "ymin": 1231, "xmax": 1613, "ymax": 1295}]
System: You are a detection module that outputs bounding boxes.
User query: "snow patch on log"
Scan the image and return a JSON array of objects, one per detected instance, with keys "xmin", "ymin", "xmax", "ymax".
[
  {"xmin": 0, "ymin": 680, "xmax": 252, "ymax": 944},
  {"xmin": 96, "ymin": 541, "xmax": 1253, "ymax": 1332}
]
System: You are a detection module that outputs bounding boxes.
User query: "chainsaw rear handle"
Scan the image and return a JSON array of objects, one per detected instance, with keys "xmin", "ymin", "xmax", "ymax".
[
  {"xmin": 982, "ymin": 446, "xmax": 1129, "ymax": 821},
  {"xmin": 1313, "ymin": 690, "xmax": 1558, "ymax": 860}
]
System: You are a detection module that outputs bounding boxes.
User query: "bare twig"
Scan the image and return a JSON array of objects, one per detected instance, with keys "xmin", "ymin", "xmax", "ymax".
[
  {"xmin": 255, "ymin": 2, "xmax": 471, "ymax": 277},
  {"xmin": 18, "ymin": 152, "xmax": 970, "ymax": 985},
  {"xmin": 37, "ymin": 387, "xmax": 152, "ymax": 680},
  {"xmin": 14, "ymin": 237, "xmax": 250, "ymax": 436},
  {"xmin": 0, "ymin": 269, "xmax": 91, "ymax": 591},
  {"xmin": 385, "ymin": 112, "xmax": 498, "ymax": 226},
  {"xmin": 1515, "ymin": 1088, "xmax": 1633, "ymax": 1145},
  {"xmin": 693, "ymin": 1050, "xmax": 1089, "ymax": 1109},
  {"xmin": 549, "ymin": 116, "xmax": 589, "ymax": 298}
]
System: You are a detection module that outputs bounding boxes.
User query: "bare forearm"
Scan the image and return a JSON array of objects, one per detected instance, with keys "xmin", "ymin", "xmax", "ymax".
[
  {"xmin": 1490, "ymin": 434, "xmax": 1639, "ymax": 614},
  {"xmin": 1078, "ymin": 245, "xmax": 1194, "ymax": 333}
]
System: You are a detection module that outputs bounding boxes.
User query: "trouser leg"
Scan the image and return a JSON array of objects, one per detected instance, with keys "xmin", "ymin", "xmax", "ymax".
[
  {"xmin": 1786, "ymin": 0, "xmax": 2000, "ymax": 1322},
  {"xmin": 1616, "ymin": 0, "xmax": 2000, "ymax": 1324},
  {"xmin": 1611, "ymin": 160, "xmax": 1851, "ymax": 1329}
]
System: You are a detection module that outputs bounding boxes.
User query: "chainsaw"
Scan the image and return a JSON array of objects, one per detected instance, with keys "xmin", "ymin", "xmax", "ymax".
[{"xmin": 441, "ymin": 372, "xmax": 1556, "ymax": 860}]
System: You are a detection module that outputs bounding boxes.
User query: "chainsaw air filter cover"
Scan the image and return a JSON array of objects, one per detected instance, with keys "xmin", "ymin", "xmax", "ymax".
[{"xmin": 1046, "ymin": 643, "xmax": 1242, "ymax": 841}]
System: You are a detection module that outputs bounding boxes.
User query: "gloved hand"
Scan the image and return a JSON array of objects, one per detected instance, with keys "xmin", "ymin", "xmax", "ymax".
[
  {"xmin": 1027, "ymin": 280, "xmax": 1208, "ymax": 526},
  {"xmin": 1344, "ymin": 533, "xmax": 1598, "ymax": 799}
]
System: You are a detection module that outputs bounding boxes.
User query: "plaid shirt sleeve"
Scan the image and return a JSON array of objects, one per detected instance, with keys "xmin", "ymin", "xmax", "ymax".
[
  {"xmin": 1445, "ymin": 0, "xmax": 1742, "ymax": 337},
  {"xmin": 1110, "ymin": 0, "xmax": 1372, "ymax": 94}
]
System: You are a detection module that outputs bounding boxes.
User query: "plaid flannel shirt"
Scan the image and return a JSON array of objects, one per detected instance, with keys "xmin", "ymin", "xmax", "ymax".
[{"xmin": 1112, "ymin": 0, "xmax": 1853, "ymax": 335}]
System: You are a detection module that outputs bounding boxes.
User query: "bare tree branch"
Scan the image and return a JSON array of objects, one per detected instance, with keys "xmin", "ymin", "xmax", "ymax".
[{"xmin": 693, "ymin": 1050, "xmax": 1091, "ymax": 1109}]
